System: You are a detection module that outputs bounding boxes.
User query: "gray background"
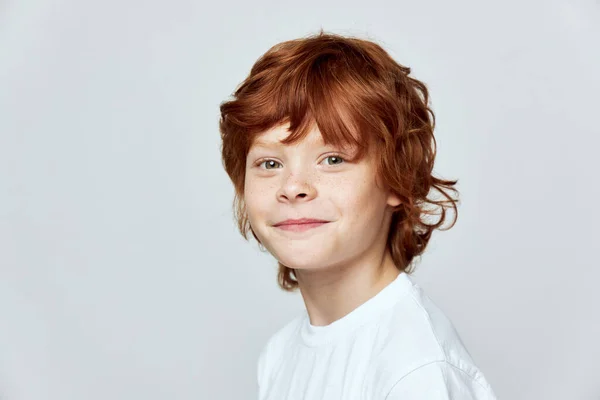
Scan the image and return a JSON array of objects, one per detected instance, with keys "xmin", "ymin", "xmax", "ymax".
[{"xmin": 1, "ymin": 0, "xmax": 598, "ymax": 399}]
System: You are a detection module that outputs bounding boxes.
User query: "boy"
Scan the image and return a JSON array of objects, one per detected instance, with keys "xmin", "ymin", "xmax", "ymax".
[{"xmin": 219, "ymin": 31, "xmax": 497, "ymax": 399}]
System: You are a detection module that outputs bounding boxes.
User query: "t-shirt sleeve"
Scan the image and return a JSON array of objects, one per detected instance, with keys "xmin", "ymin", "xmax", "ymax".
[{"xmin": 384, "ymin": 360, "xmax": 497, "ymax": 400}]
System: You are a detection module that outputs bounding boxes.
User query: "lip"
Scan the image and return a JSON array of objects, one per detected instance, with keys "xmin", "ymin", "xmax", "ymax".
[
  {"xmin": 273, "ymin": 218, "xmax": 330, "ymax": 227},
  {"xmin": 273, "ymin": 218, "xmax": 330, "ymax": 232},
  {"xmin": 275, "ymin": 222, "xmax": 330, "ymax": 232}
]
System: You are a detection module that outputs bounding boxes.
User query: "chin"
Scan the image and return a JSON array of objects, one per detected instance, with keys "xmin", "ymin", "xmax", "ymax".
[{"xmin": 275, "ymin": 254, "xmax": 326, "ymax": 270}]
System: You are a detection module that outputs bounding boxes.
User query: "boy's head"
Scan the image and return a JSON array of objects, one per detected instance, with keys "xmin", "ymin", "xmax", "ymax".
[{"xmin": 219, "ymin": 31, "xmax": 458, "ymax": 291}]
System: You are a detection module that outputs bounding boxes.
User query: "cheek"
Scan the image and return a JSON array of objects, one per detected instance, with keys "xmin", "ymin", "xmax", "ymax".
[
  {"xmin": 243, "ymin": 177, "xmax": 258, "ymax": 215},
  {"xmin": 331, "ymin": 176, "xmax": 386, "ymax": 219},
  {"xmin": 244, "ymin": 178, "xmax": 272, "ymax": 219},
  {"xmin": 331, "ymin": 172, "xmax": 365, "ymax": 200}
]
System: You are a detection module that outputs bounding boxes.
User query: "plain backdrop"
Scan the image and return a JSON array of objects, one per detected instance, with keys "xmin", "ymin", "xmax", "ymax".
[{"xmin": 1, "ymin": 0, "xmax": 599, "ymax": 399}]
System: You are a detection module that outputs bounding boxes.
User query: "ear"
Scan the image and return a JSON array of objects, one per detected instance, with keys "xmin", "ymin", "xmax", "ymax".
[{"xmin": 386, "ymin": 191, "xmax": 401, "ymax": 208}]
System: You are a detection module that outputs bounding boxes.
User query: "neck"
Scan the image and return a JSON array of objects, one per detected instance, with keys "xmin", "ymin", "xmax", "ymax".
[{"xmin": 295, "ymin": 248, "xmax": 401, "ymax": 327}]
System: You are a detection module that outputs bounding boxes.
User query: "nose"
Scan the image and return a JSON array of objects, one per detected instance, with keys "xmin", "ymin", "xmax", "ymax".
[{"xmin": 276, "ymin": 170, "xmax": 317, "ymax": 203}]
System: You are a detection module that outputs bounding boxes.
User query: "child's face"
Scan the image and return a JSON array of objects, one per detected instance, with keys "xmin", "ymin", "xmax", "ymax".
[{"xmin": 244, "ymin": 123, "xmax": 400, "ymax": 271}]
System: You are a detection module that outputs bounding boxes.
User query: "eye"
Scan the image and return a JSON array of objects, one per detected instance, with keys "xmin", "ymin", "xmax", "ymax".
[
  {"xmin": 256, "ymin": 154, "xmax": 345, "ymax": 170},
  {"xmin": 322, "ymin": 154, "xmax": 345, "ymax": 166},
  {"xmin": 258, "ymin": 159, "xmax": 282, "ymax": 170}
]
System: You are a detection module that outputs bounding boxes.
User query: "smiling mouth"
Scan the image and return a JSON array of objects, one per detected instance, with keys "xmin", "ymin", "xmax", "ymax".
[{"xmin": 274, "ymin": 221, "xmax": 330, "ymax": 232}]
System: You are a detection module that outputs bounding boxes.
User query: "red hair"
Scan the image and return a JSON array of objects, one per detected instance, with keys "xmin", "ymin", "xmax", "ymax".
[{"xmin": 219, "ymin": 31, "xmax": 459, "ymax": 291}]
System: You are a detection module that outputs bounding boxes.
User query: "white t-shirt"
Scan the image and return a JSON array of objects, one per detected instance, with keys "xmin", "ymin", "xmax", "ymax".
[{"xmin": 257, "ymin": 272, "xmax": 497, "ymax": 399}]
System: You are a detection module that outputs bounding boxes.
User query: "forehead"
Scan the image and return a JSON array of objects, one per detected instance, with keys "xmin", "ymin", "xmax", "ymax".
[
  {"xmin": 251, "ymin": 124, "xmax": 323, "ymax": 148},
  {"xmin": 250, "ymin": 124, "xmax": 361, "ymax": 154},
  {"xmin": 248, "ymin": 122, "xmax": 372, "ymax": 164}
]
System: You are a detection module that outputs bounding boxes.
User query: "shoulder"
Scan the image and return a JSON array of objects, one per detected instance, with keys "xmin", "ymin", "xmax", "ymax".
[
  {"xmin": 384, "ymin": 360, "xmax": 497, "ymax": 399},
  {"xmin": 256, "ymin": 314, "xmax": 304, "ymax": 386},
  {"xmin": 371, "ymin": 278, "xmax": 494, "ymax": 398}
]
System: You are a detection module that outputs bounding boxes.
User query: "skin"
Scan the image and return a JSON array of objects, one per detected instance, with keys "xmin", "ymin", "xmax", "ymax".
[{"xmin": 244, "ymin": 122, "xmax": 402, "ymax": 327}]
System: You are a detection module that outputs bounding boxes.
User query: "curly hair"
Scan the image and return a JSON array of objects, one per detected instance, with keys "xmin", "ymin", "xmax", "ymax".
[{"xmin": 219, "ymin": 30, "xmax": 459, "ymax": 291}]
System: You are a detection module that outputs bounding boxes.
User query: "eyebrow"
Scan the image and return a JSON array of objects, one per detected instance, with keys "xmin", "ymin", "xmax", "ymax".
[
  {"xmin": 251, "ymin": 141, "xmax": 282, "ymax": 148},
  {"xmin": 251, "ymin": 138, "xmax": 333, "ymax": 149}
]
